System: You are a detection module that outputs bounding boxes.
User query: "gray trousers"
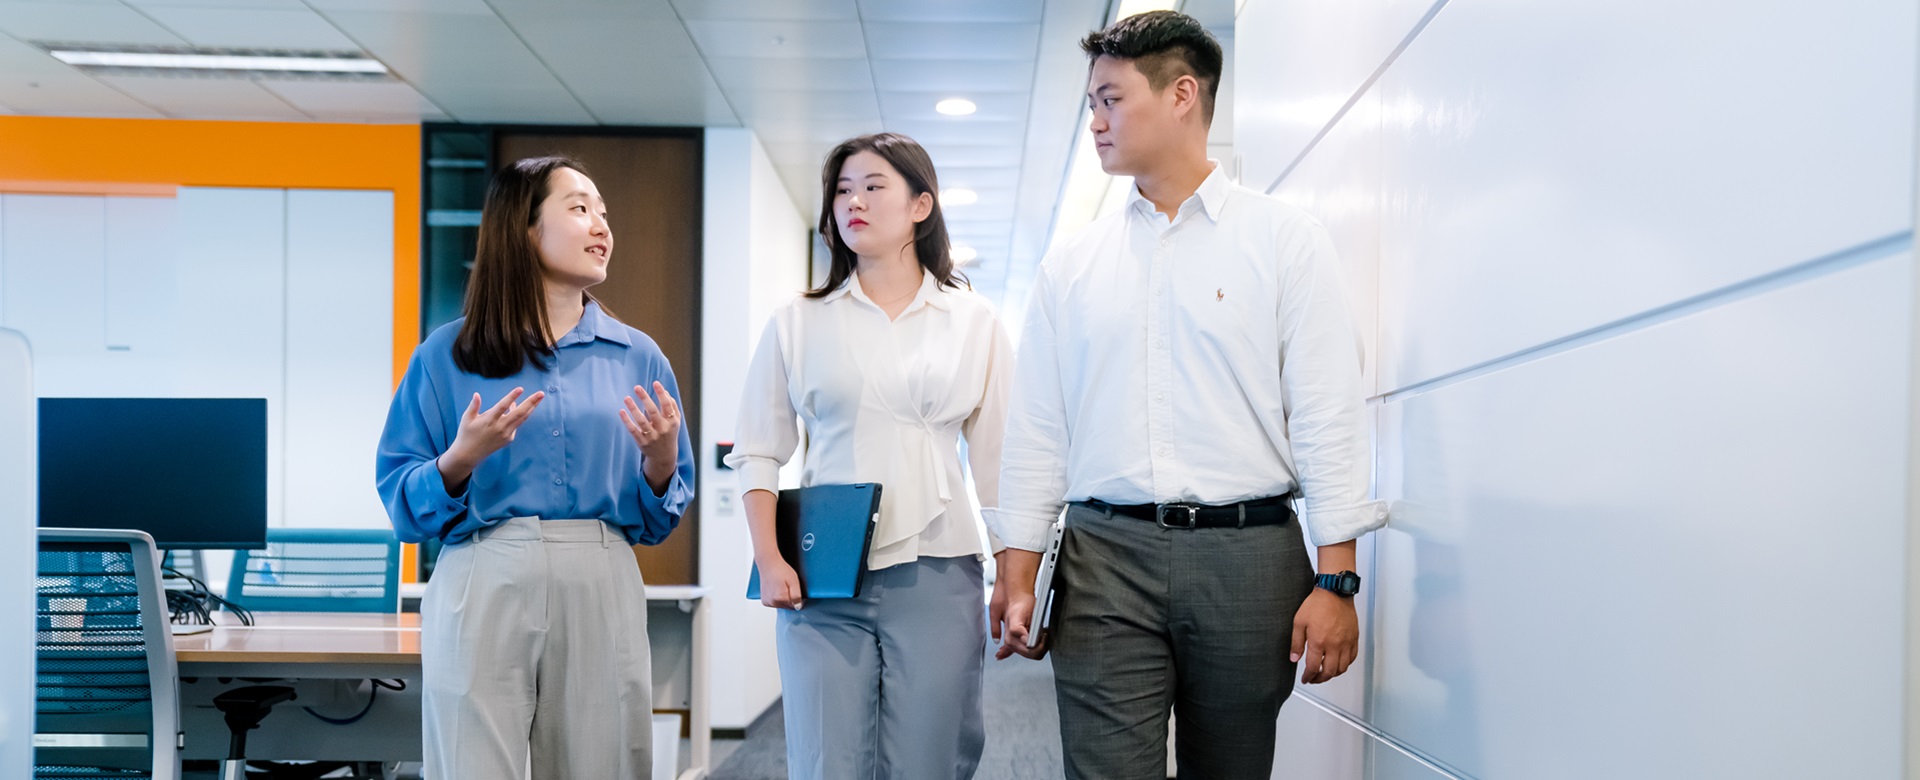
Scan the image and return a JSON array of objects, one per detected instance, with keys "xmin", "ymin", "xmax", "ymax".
[
  {"xmin": 776, "ymin": 555, "xmax": 987, "ymax": 780},
  {"xmin": 1052, "ymin": 502, "xmax": 1317, "ymax": 780},
  {"xmin": 421, "ymin": 517, "xmax": 653, "ymax": 780}
]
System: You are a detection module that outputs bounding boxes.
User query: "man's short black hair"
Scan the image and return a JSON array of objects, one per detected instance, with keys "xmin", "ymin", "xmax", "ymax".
[{"xmin": 1080, "ymin": 10, "xmax": 1224, "ymax": 126}]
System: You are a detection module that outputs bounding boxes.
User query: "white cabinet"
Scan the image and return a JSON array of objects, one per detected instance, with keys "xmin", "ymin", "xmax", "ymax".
[{"xmin": 0, "ymin": 188, "xmax": 394, "ymax": 532}]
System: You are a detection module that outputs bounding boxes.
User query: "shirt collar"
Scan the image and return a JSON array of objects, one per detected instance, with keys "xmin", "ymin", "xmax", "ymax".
[
  {"xmin": 824, "ymin": 268, "xmax": 951, "ymax": 313},
  {"xmin": 555, "ymin": 299, "xmax": 630, "ymax": 349},
  {"xmin": 1127, "ymin": 160, "xmax": 1230, "ymax": 223}
]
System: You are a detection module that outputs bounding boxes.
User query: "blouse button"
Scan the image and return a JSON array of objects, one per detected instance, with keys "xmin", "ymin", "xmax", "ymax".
[
  {"xmin": 552, "ymin": 477, "xmax": 563, "ymax": 486},
  {"xmin": 551, "ymin": 429, "xmax": 561, "ymax": 437}
]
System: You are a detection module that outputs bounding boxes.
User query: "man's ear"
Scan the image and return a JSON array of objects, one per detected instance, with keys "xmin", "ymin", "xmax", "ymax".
[{"xmin": 1171, "ymin": 73, "xmax": 1202, "ymax": 123}]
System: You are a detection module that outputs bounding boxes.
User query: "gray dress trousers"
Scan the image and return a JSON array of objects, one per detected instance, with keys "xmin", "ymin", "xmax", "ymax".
[
  {"xmin": 1051, "ymin": 502, "xmax": 1318, "ymax": 780},
  {"xmin": 420, "ymin": 517, "xmax": 654, "ymax": 779},
  {"xmin": 776, "ymin": 555, "xmax": 988, "ymax": 779}
]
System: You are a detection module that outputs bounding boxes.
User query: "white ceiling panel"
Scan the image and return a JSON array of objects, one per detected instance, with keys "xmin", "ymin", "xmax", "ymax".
[
  {"xmin": 670, "ymin": 0, "xmax": 857, "ymax": 21},
  {"xmin": 752, "ymin": 115, "xmax": 884, "ymax": 142},
  {"xmin": 931, "ymin": 165, "xmax": 1020, "ymax": 191},
  {"xmin": 0, "ymin": 1, "xmax": 187, "ymax": 46},
  {"xmin": 863, "ymin": 22, "xmax": 1039, "ymax": 61},
  {"xmin": 316, "ymin": 10, "xmax": 592, "ymax": 121},
  {"xmin": 260, "ymin": 79, "xmax": 445, "ymax": 121},
  {"xmin": 856, "ymin": 0, "xmax": 1041, "ymax": 23},
  {"xmin": 96, "ymin": 74, "xmax": 309, "ymax": 120},
  {"xmin": 0, "ymin": 33, "xmax": 161, "ymax": 115},
  {"xmin": 125, "ymin": 0, "xmax": 311, "ymax": 9},
  {"xmin": 705, "ymin": 55, "xmax": 872, "ymax": 92},
  {"xmin": 870, "ymin": 58, "xmax": 1033, "ymax": 92},
  {"xmin": 303, "ymin": 0, "xmax": 495, "ymax": 14},
  {"xmin": 915, "ymin": 142, "xmax": 1022, "ymax": 167},
  {"xmin": 566, "ymin": 58, "xmax": 738, "ymax": 126},
  {"xmin": 684, "ymin": 18, "xmax": 864, "ymax": 59},
  {"xmin": 138, "ymin": 7, "xmax": 361, "ymax": 50},
  {"xmin": 730, "ymin": 90, "xmax": 878, "ymax": 122},
  {"xmin": 888, "ymin": 118, "xmax": 1023, "ymax": 146},
  {"xmin": 878, "ymin": 89, "xmax": 1028, "ymax": 122}
]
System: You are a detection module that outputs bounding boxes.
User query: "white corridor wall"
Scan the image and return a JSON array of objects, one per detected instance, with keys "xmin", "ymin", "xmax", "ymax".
[
  {"xmin": 1236, "ymin": 0, "xmax": 1916, "ymax": 777},
  {"xmin": 0, "ymin": 188, "xmax": 395, "ymax": 534}
]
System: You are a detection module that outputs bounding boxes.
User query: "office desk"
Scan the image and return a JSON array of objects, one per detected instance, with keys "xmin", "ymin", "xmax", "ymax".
[{"xmin": 174, "ymin": 586, "xmax": 711, "ymax": 779}]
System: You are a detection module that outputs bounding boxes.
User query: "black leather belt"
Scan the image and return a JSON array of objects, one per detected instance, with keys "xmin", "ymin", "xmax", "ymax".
[{"xmin": 1078, "ymin": 495, "xmax": 1294, "ymax": 529}]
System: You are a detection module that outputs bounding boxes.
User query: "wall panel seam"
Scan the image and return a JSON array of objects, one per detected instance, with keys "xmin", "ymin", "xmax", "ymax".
[
  {"xmin": 1260, "ymin": 0, "xmax": 1451, "ymax": 195},
  {"xmin": 1371, "ymin": 231, "xmax": 1914, "ymax": 405},
  {"xmin": 1292, "ymin": 690, "xmax": 1472, "ymax": 780}
]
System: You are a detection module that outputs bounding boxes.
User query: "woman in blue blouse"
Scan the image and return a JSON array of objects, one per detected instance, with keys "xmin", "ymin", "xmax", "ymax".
[{"xmin": 375, "ymin": 156, "xmax": 694, "ymax": 779}]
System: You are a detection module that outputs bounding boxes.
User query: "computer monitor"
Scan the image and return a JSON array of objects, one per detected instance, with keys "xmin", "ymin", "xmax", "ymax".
[{"xmin": 38, "ymin": 397, "xmax": 268, "ymax": 550}]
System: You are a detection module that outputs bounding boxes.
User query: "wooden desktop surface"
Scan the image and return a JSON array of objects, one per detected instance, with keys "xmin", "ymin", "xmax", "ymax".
[{"xmin": 174, "ymin": 611, "xmax": 420, "ymax": 666}]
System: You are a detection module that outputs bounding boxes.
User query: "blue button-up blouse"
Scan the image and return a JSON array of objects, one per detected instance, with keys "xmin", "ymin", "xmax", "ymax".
[{"xmin": 375, "ymin": 302, "xmax": 694, "ymax": 546}]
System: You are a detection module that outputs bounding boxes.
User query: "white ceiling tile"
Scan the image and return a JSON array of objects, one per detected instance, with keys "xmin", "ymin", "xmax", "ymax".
[
  {"xmin": 886, "ymin": 117, "xmax": 1022, "ymax": 146},
  {"xmin": 684, "ymin": 19, "xmax": 864, "ymax": 59},
  {"xmin": 670, "ymin": 0, "xmax": 856, "ymax": 21},
  {"xmin": 912, "ymin": 142, "xmax": 1020, "ymax": 167},
  {"xmin": 568, "ymin": 58, "xmax": 739, "ymax": 126},
  {"xmin": 705, "ymin": 56, "xmax": 872, "ymax": 92},
  {"xmin": 94, "ymin": 74, "xmax": 310, "ymax": 119},
  {"xmin": 730, "ymin": 89, "xmax": 878, "ymax": 123},
  {"xmin": 856, "ymin": 0, "xmax": 1040, "ymax": 23},
  {"xmin": 316, "ymin": 10, "xmax": 593, "ymax": 122},
  {"xmin": 303, "ymin": 0, "xmax": 495, "ymax": 14},
  {"xmin": 749, "ymin": 115, "xmax": 883, "ymax": 143},
  {"xmin": 0, "ymin": 33, "xmax": 162, "ymax": 115},
  {"xmin": 259, "ymin": 79, "xmax": 442, "ymax": 119},
  {"xmin": 929, "ymin": 165, "xmax": 1019, "ymax": 191},
  {"xmin": 125, "ymin": 0, "xmax": 311, "ymax": 9},
  {"xmin": 878, "ymin": 89, "xmax": 1027, "ymax": 122},
  {"xmin": 138, "ymin": 7, "xmax": 361, "ymax": 50},
  {"xmin": 0, "ymin": 1, "xmax": 189, "ymax": 45},
  {"xmin": 871, "ymin": 58, "xmax": 1033, "ymax": 92},
  {"xmin": 863, "ymin": 22, "xmax": 1039, "ymax": 61}
]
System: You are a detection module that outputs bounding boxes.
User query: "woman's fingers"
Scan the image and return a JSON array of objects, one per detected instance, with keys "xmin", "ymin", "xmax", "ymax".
[
  {"xmin": 504, "ymin": 391, "xmax": 544, "ymax": 425},
  {"xmin": 485, "ymin": 387, "xmax": 524, "ymax": 418},
  {"xmin": 652, "ymin": 381, "xmax": 678, "ymax": 421}
]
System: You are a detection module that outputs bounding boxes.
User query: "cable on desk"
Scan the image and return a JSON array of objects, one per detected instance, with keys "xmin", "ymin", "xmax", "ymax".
[{"xmin": 163, "ymin": 565, "xmax": 254, "ymax": 626}]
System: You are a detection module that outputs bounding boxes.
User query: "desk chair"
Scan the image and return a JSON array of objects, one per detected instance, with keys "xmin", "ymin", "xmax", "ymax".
[
  {"xmin": 35, "ymin": 528, "xmax": 181, "ymax": 780},
  {"xmin": 225, "ymin": 529, "xmax": 400, "ymax": 614}
]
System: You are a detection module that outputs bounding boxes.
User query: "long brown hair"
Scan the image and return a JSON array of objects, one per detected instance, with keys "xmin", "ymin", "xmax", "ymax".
[
  {"xmin": 453, "ymin": 155, "xmax": 591, "ymax": 378},
  {"xmin": 807, "ymin": 133, "xmax": 966, "ymax": 298}
]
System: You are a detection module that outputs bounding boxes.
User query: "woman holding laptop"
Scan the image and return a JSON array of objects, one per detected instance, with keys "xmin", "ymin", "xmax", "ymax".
[{"xmin": 726, "ymin": 132, "xmax": 1014, "ymax": 779}]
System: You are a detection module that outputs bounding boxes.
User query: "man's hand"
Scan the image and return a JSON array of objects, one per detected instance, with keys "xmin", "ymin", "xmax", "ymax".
[
  {"xmin": 991, "ymin": 549, "xmax": 1047, "ymax": 660},
  {"xmin": 1290, "ymin": 588, "xmax": 1358, "ymax": 684}
]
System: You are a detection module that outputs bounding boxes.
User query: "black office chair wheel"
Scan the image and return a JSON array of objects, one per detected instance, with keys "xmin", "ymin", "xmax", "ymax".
[{"xmin": 212, "ymin": 685, "xmax": 297, "ymax": 764}]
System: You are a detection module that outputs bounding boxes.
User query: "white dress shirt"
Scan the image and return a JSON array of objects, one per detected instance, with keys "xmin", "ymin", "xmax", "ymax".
[
  {"xmin": 996, "ymin": 163, "xmax": 1389, "ymax": 552},
  {"xmin": 727, "ymin": 270, "xmax": 1013, "ymax": 570}
]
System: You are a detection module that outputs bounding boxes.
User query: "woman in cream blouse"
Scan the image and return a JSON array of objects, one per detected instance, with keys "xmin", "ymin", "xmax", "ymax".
[{"xmin": 726, "ymin": 132, "xmax": 1013, "ymax": 779}]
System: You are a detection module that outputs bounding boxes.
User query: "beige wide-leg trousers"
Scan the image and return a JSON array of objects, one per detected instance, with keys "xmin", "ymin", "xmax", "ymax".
[{"xmin": 421, "ymin": 517, "xmax": 653, "ymax": 779}]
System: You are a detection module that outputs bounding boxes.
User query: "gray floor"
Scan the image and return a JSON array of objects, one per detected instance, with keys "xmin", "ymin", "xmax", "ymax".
[{"xmin": 708, "ymin": 646, "xmax": 1064, "ymax": 780}]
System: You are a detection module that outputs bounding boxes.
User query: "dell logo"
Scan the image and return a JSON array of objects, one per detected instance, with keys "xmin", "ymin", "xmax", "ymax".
[{"xmin": 801, "ymin": 533, "xmax": 816, "ymax": 551}]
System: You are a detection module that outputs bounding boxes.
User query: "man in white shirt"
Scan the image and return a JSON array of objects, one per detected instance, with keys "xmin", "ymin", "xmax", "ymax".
[{"xmin": 988, "ymin": 11, "xmax": 1389, "ymax": 778}]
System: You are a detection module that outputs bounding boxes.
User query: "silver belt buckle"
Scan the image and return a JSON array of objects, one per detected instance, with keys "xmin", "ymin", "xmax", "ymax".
[{"xmin": 1156, "ymin": 503, "xmax": 1201, "ymax": 530}]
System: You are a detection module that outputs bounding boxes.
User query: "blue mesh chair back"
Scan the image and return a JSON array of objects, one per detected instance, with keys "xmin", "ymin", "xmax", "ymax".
[
  {"xmin": 35, "ymin": 528, "xmax": 180, "ymax": 780},
  {"xmin": 225, "ymin": 528, "xmax": 401, "ymax": 613}
]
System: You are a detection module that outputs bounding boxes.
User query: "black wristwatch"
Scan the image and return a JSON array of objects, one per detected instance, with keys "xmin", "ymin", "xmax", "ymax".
[{"xmin": 1315, "ymin": 571, "xmax": 1361, "ymax": 598}]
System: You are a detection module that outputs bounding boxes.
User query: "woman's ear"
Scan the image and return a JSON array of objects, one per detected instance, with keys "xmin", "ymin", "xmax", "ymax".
[{"xmin": 911, "ymin": 190, "xmax": 934, "ymax": 224}]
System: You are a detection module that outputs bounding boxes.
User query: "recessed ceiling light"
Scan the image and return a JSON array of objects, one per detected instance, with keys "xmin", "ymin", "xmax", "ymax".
[
  {"xmin": 936, "ymin": 98, "xmax": 977, "ymax": 116},
  {"xmin": 42, "ymin": 44, "xmax": 389, "ymax": 80},
  {"xmin": 942, "ymin": 188, "xmax": 979, "ymax": 206},
  {"xmin": 953, "ymin": 245, "xmax": 979, "ymax": 264}
]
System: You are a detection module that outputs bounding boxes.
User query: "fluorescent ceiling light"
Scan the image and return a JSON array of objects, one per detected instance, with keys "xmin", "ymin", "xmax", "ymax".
[
  {"xmin": 952, "ymin": 244, "xmax": 979, "ymax": 264},
  {"xmin": 942, "ymin": 188, "xmax": 979, "ymax": 206},
  {"xmin": 45, "ymin": 46, "xmax": 387, "ymax": 77},
  {"xmin": 935, "ymin": 98, "xmax": 977, "ymax": 116}
]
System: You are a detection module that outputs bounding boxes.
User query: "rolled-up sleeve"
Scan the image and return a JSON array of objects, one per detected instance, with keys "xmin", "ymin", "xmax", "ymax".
[
  {"xmin": 995, "ymin": 268, "xmax": 1072, "ymax": 552},
  {"xmin": 725, "ymin": 314, "xmax": 801, "ymax": 497},
  {"xmin": 1278, "ymin": 220, "xmax": 1389, "ymax": 546},
  {"xmin": 375, "ymin": 352, "xmax": 468, "ymax": 544}
]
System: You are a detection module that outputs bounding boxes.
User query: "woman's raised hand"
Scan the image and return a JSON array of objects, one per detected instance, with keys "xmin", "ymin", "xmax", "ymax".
[{"xmin": 621, "ymin": 381, "xmax": 681, "ymax": 492}]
